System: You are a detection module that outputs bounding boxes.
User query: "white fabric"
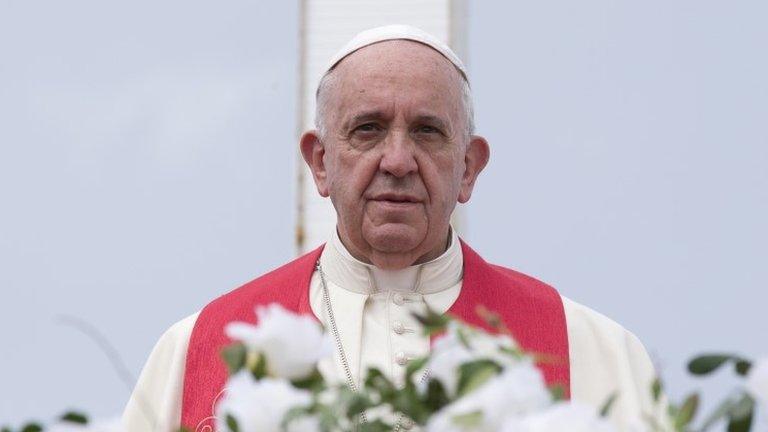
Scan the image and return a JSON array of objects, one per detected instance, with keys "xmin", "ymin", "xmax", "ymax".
[
  {"xmin": 322, "ymin": 24, "xmax": 469, "ymax": 82},
  {"xmin": 311, "ymin": 228, "xmax": 462, "ymax": 390},
  {"xmin": 122, "ymin": 234, "xmax": 660, "ymax": 431}
]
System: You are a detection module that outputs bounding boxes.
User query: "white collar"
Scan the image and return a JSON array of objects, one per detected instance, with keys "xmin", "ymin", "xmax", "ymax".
[{"xmin": 318, "ymin": 227, "xmax": 463, "ymax": 295}]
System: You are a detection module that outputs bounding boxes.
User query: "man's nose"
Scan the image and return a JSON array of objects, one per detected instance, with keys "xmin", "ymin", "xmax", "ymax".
[{"xmin": 379, "ymin": 130, "xmax": 418, "ymax": 178}]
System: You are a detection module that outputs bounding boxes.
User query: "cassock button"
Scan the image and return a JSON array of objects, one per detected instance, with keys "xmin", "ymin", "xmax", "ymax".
[
  {"xmin": 393, "ymin": 293, "xmax": 405, "ymax": 306},
  {"xmin": 393, "ymin": 321, "xmax": 405, "ymax": 334},
  {"xmin": 395, "ymin": 351, "xmax": 408, "ymax": 366}
]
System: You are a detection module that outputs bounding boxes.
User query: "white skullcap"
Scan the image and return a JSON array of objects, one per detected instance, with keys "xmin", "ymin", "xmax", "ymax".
[{"xmin": 323, "ymin": 24, "xmax": 469, "ymax": 83}]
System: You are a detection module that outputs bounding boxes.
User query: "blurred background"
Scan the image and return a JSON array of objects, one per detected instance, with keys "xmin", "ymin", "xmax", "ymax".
[{"xmin": 1, "ymin": 0, "xmax": 766, "ymax": 426}]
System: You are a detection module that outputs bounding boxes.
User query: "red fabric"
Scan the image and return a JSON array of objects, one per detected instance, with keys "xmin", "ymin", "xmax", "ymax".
[
  {"xmin": 180, "ymin": 246, "xmax": 322, "ymax": 431},
  {"xmin": 449, "ymin": 242, "xmax": 570, "ymax": 394},
  {"xmin": 181, "ymin": 240, "xmax": 569, "ymax": 431}
]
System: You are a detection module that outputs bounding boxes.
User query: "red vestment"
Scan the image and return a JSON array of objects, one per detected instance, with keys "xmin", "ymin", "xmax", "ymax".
[{"xmin": 181, "ymin": 241, "xmax": 570, "ymax": 430}]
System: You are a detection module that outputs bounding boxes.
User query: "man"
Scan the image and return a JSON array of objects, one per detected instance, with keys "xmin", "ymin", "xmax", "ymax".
[{"xmin": 123, "ymin": 25, "xmax": 658, "ymax": 431}]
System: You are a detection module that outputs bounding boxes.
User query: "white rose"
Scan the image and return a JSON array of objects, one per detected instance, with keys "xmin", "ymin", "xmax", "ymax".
[
  {"xmin": 426, "ymin": 322, "xmax": 520, "ymax": 396},
  {"xmin": 500, "ymin": 402, "xmax": 617, "ymax": 432},
  {"xmin": 746, "ymin": 356, "xmax": 768, "ymax": 410},
  {"xmin": 426, "ymin": 360, "xmax": 552, "ymax": 432},
  {"xmin": 425, "ymin": 326, "xmax": 475, "ymax": 396},
  {"xmin": 216, "ymin": 372, "xmax": 315, "ymax": 432},
  {"xmin": 226, "ymin": 303, "xmax": 331, "ymax": 380}
]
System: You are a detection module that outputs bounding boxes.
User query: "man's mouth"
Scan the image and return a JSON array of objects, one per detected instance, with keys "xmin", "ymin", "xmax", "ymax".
[{"xmin": 371, "ymin": 193, "xmax": 421, "ymax": 204}]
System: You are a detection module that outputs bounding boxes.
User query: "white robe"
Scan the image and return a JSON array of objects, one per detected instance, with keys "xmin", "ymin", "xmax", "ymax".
[{"xmin": 122, "ymin": 230, "xmax": 659, "ymax": 431}]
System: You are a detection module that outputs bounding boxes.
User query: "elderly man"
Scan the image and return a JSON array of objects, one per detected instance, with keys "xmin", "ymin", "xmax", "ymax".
[{"xmin": 123, "ymin": 25, "xmax": 658, "ymax": 431}]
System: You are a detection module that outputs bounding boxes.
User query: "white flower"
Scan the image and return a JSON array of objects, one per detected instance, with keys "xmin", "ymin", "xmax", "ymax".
[
  {"xmin": 426, "ymin": 321, "xmax": 520, "ymax": 396},
  {"xmin": 216, "ymin": 371, "xmax": 316, "ymax": 432},
  {"xmin": 746, "ymin": 356, "xmax": 768, "ymax": 409},
  {"xmin": 425, "ymin": 360, "xmax": 552, "ymax": 432},
  {"xmin": 425, "ymin": 328, "xmax": 475, "ymax": 396},
  {"xmin": 226, "ymin": 303, "xmax": 331, "ymax": 380},
  {"xmin": 500, "ymin": 402, "xmax": 617, "ymax": 432}
]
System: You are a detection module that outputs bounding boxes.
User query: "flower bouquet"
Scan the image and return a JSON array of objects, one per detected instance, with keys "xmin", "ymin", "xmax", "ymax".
[
  {"xmin": 209, "ymin": 304, "xmax": 768, "ymax": 432},
  {"xmin": 3, "ymin": 304, "xmax": 766, "ymax": 432}
]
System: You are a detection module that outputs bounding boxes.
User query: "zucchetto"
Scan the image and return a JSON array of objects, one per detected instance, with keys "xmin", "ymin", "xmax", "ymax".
[{"xmin": 322, "ymin": 24, "xmax": 468, "ymax": 83}]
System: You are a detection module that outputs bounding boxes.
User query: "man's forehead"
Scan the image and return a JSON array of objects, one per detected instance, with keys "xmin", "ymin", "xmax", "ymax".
[{"xmin": 334, "ymin": 89, "xmax": 459, "ymax": 134}]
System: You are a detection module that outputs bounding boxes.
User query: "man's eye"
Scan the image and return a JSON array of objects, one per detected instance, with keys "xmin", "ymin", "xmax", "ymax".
[
  {"xmin": 416, "ymin": 125, "xmax": 440, "ymax": 134},
  {"xmin": 354, "ymin": 123, "xmax": 380, "ymax": 133}
]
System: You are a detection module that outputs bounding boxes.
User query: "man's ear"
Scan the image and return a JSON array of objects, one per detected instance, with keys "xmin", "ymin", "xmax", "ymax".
[
  {"xmin": 300, "ymin": 130, "xmax": 330, "ymax": 197},
  {"xmin": 458, "ymin": 135, "xmax": 490, "ymax": 203}
]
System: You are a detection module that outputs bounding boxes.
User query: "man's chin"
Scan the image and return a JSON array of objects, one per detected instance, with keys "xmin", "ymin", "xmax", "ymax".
[{"xmin": 363, "ymin": 224, "xmax": 426, "ymax": 268}]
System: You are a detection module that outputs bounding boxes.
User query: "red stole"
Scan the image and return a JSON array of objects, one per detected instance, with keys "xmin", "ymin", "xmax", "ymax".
[{"xmin": 180, "ymin": 241, "xmax": 570, "ymax": 431}]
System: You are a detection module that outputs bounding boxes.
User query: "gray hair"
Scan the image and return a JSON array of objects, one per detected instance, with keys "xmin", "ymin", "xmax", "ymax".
[{"xmin": 314, "ymin": 67, "xmax": 475, "ymax": 139}]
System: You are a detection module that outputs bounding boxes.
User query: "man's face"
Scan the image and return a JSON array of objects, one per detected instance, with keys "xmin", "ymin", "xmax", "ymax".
[{"xmin": 301, "ymin": 40, "xmax": 488, "ymax": 269}]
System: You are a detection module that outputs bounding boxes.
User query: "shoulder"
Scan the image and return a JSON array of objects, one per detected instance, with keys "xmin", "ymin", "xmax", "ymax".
[
  {"xmin": 488, "ymin": 263, "xmax": 560, "ymax": 295},
  {"xmin": 123, "ymin": 312, "xmax": 202, "ymax": 430},
  {"xmin": 150, "ymin": 312, "xmax": 201, "ymax": 356},
  {"xmin": 203, "ymin": 245, "xmax": 323, "ymax": 314},
  {"xmin": 562, "ymin": 296, "xmax": 656, "ymax": 399},
  {"xmin": 561, "ymin": 296, "xmax": 647, "ymax": 353},
  {"xmin": 461, "ymin": 240, "xmax": 562, "ymax": 303},
  {"xmin": 481, "ymin": 258, "xmax": 647, "ymax": 356},
  {"xmin": 560, "ymin": 297, "xmax": 659, "ymax": 427}
]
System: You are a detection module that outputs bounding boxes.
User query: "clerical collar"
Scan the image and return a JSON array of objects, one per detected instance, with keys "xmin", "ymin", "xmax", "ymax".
[{"xmin": 318, "ymin": 227, "xmax": 463, "ymax": 295}]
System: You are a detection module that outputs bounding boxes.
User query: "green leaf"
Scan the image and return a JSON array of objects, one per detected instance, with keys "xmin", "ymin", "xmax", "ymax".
[
  {"xmin": 364, "ymin": 367, "xmax": 396, "ymax": 399},
  {"xmin": 405, "ymin": 356, "xmax": 429, "ymax": 382},
  {"xmin": 476, "ymin": 306, "xmax": 504, "ymax": 330},
  {"xmin": 424, "ymin": 379, "xmax": 450, "ymax": 412},
  {"xmin": 392, "ymin": 386, "xmax": 430, "ymax": 425},
  {"xmin": 346, "ymin": 393, "xmax": 374, "ymax": 417},
  {"xmin": 456, "ymin": 327, "xmax": 472, "ymax": 349},
  {"xmin": 456, "ymin": 360, "xmax": 501, "ymax": 398},
  {"xmin": 225, "ymin": 414, "xmax": 240, "ymax": 432},
  {"xmin": 2, "ymin": 426, "xmax": 12, "ymax": 432},
  {"xmin": 651, "ymin": 378, "xmax": 663, "ymax": 402},
  {"xmin": 699, "ymin": 394, "xmax": 754, "ymax": 432},
  {"xmin": 727, "ymin": 411, "xmax": 753, "ymax": 432},
  {"xmin": 549, "ymin": 384, "xmax": 566, "ymax": 401},
  {"xmin": 688, "ymin": 354, "xmax": 732, "ymax": 375},
  {"xmin": 291, "ymin": 369, "xmax": 325, "ymax": 392},
  {"xmin": 698, "ymin": 398, "xmax": 736, "ymax": 430},
  {"xmin": 60, "ymin": 411, "xmax": 89, "ymax": 424},
  {"xmin": 221, "ymin": 342, "xmax": 247, "ymax": 375},
  {"xmin": 599, "ymin": 393, "xmax": 618, "ymax": 417},
  {"xmin": 251, "ymin": 352, "xmax": 268, "ymax": 380},
  {"xmin": 451, "ymin": 411, "xmax": 483, "ymax": 428},
  {"xmin": 314, "ymin": 403, "xmax": 343, "ymax": 431},
  {"xmin": 675, "ymin": 393, "xmax": 699, "ymax": 429},
  {"xmin": 359, "ymin": 419, "xmax": 394, "ymax": 432},
  {"xmin": 730, "ymin": 394, "xmax": 754, "ymax": 421},
  {"xmin": 282, "ymin": 406, "xmax": 317, "ymax": 431},
  {"xmin": 412, "ymin": 307, "xmax": 451, "ymax": 336},
  {"xmin": 21, "ymin": 424, "xmax": 43, "ymax": 432},
  {"xmin": 734, "ymin": 360, "xmax": 752, "ymax": 376}
]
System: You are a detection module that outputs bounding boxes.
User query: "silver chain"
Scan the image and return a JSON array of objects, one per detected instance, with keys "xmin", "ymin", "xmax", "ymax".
[
  {"xmin": 316, "ymin": 262, "xmax": 429, "ymax": 431},
  {"xmin": 317, "ymin": 262, "xmax": 369, "ymax": 425}
]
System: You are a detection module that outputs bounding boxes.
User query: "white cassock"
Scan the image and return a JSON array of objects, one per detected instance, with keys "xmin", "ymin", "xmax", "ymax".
[{"xmin": 123, "ymin": 229, "xmax": 659, "ymax": 431}]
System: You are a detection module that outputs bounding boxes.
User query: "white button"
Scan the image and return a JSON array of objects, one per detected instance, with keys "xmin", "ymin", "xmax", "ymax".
[
  {"xmin": 393, "ymin": 321, "xmax": 405, "ymax": 334},
  {"xmin": 395, "ymin": 351, "xmax": 408, "ymax": 366},
  {"xmin": 393, "ymin": 293, "xmax": 405, "ymax": 305},
  {"xmin": 401, "ymin": 417, "xmax": 414, "ymax": 430}
]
